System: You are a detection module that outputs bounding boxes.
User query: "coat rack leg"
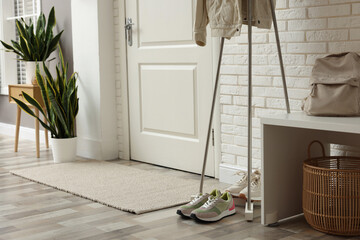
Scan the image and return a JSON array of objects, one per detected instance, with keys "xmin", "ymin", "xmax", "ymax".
[
  {"xmin": 269, "ymin": 0, "xmax": 290, "ymax": 113},
  {"xmin": 199, "ymin": 37, "xmax": 225, "ymax": 194},
  {"xmin": 245, "ymin": 0, "xmax": 254, "ymax": 222}
]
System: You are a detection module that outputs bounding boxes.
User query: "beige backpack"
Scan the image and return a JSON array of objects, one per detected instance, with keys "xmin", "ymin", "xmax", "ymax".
[{"xmin": 302, "ymin": 52, "xmax": 360, "ymax": 116}]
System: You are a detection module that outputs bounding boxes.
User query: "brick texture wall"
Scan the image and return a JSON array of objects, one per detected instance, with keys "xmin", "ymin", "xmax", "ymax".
[
  {"xmin": 113, "ymin": 0, "xmax": 360, "ymax": 165},
  {"xmin": 113, "ymin": 0, "xmax": 126, "ymax": 159},
  {"xmin": 220, "ymin": 0, "xmax": 360, "ymax": 170}
]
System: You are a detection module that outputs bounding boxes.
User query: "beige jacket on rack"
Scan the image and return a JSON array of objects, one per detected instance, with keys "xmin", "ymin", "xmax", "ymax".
[{"xmin": 194, "ymin": 0, "xmax": 275, "ymax": 46}]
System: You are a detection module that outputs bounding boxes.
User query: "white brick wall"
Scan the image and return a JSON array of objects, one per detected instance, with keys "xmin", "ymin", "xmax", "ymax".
[
  {"xmin": 220, "ymin": 0, "xmax": 360, "ymax": 169},
  {"xmin": 113, "ymin": 0, "xmax": 126, "ymax": 159},
  {"xmin": 113, "ymin": 0, "xmax": 360, "ymax": 165}
]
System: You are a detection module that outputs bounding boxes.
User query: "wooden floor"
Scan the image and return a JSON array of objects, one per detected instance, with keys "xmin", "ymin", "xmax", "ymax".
[{"xmin": 0, "ymin": 134, "xmax": 357, "ymax": 240}]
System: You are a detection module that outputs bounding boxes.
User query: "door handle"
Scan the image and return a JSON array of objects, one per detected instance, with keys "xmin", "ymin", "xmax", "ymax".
[{"xmin": 125, "ymin": 18, "xmax": 134, "ymax": 46}]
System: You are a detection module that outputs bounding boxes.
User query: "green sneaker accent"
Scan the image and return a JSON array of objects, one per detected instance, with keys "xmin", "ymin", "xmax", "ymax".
[
  {"xmin": 190, "ymin": 192, "xmax": 236, "ymax": 222},
  {"xmin": 176, "ymin": 189, "xmax": 221, "ymax": 217}
]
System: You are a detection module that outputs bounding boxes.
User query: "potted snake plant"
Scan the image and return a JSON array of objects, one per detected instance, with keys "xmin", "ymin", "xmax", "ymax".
[
  {"xmin": 11, "ymin": 48, "xmax": 79, "ymax": 163},
  {"xmin": 0, "ymin": 7, "xmax": 63, "ymax": 85}
]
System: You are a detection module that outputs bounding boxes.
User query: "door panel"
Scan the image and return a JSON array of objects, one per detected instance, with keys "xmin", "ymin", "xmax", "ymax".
[
  {"xmin": 126, "ymin": 0, "xmax": 214, "ymax": 175},
  {"xmin": 140, "ymin": 64, "xmax": 197, "ymax": 137},
  {"xmin": 138, "ymin": 0, "xmax": 194, "ymax": 45}
]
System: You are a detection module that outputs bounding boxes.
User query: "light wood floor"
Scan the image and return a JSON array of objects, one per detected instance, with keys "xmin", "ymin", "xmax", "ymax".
[{"xmin": 0, "ymin": 134, "xmax": 357, "ymax": 240}]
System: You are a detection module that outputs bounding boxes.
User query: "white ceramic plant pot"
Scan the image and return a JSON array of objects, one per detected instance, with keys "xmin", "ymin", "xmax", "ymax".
[
  {"xmin": 25, "ymin": 61, "xmax": 37, "ymax": 85},
  {"xmin": 50, "ymin": 137, "xmax": 77, "ymax": 163},
  {"xmin": 25, "ymin": 61, "xmax": 49, "ymax": 85}
]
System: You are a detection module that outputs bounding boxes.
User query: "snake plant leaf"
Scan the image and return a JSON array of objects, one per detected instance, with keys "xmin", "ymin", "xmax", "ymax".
[
  {"xmin": 49, "ymin": 105, "xmax": 57, "ymax": 135},
  {"xmin": 34, "ymin": 37, "xmax": 40, "ymax": 53},
  {"xmin": 15, "ymin": 19, "xmax": 28, "ymax": 40},
  {"xmin": 63, "ymin": 77, "xmax": 76, "ymax": 121},
  {"xmin": 1, "ymin": 40, "xmax": 15, "ymax": 50},
  {"xmin": 75, "ymin": 99, "xmax": 79, "ymax": 116},
  {"xmin": 26, "ymin": 38, "xmax": 35, "ymax": 60},
  {"xmin": 64, "ymin": 62, "xmax": 69, "ymax": 79},
  {"xmin": 1, "ymin": 7, "xmax": 62, "ymax": 61},
  {"xmin": 45, "ymin": 7, "xmax": 56, "ymax": 40},
  {"xmin": 46, "ymin": 76, "xmax": 70, "ymax": 136},
  {"xmin": 43, "ymin": 62, "xmax": 54, "ymax": 83},
  {"xmin": 11, "ymin": 97, "xmax": 54, "ymax": 134},
  {"xmin": 59, "ymin": 45, "xmax": 65, "ymax": 70},
  {"xmin": 48, "ymin": 31, "xmax": 63, "ymax": 53},
  {"xmin": 19, "ymin": 37, "xmax": 31, "ymax": 60},
  {"xmin": 22, "ymin": 91, "xmax": 49, "ymax": 122},
  {"xmin": 1, "ymin": 40, "xmax": 24, "ymax": 58},
  {"xmin": 46, "ymin": 68, "xmax": 60, "ymax": 97},
  {"xmin": 56, "ymin": 65, "xmax": 64, "ymax": 95},
  {"xmin": 36, "ymin": 64, "xmax": 51, "ymax": 120},
  {"xmin": 27, "ymin": 23, "xmax": 34, "ymax": 40},
  {"xmin": 1, "ymin": 42, "xmax": 21, "ymax": 58},
  {"xmin": 11, "ymin": 40, "xmax": 22, "ymax": 52},
  {"xmin": 36, "ymin": 13, "xmax": 45, "ymax": 37}
]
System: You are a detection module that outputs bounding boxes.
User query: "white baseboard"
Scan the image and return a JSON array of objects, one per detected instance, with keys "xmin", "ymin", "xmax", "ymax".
[
  {"xmin": 219, "ymin": 163, "xmax": 248, "ymax": 184},
  {"xmin": 77, "ymin": 136, "xmax": 119, "ymax": 161},
  {"xmin": 0, "ymin": 122, "xmax": 119, "ymax": 160},
  {"xmin": 0, "ymin": 122, "xmax": 49, "ymax": 144}
]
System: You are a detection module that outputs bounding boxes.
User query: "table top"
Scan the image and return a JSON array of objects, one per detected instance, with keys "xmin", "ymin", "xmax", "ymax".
[
  {"xmin": 8, "ymin": 84, "xmax": 39, "ymax": 88},
  {"xmin": 261, "ymin": 112, "xmax": 360, "ymax": 134}
]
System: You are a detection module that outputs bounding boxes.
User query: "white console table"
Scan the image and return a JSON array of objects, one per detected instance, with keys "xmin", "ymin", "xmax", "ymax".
[{"xmin": 261, "ymin": 112, "xmax": 360, "ymax": 225}]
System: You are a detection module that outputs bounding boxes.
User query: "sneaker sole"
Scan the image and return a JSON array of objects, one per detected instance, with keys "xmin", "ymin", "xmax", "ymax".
[
  {"xmin": 225, "ymin": 187, "xmax": 247, "ymax": 196},
  {"xmin": 233, "ymin": 197, "xmax": 261, "ymax": 207},
  {"xmin": 239, "ymin": 193, "xmax": 261, "ymax": 202},
  {"xmin": 176, "ymin": 210, "xmax": 191, "ymax": 218},
  {"xmin": 190, "ymin": 208, "xmax": 236, "ymax": 222}
]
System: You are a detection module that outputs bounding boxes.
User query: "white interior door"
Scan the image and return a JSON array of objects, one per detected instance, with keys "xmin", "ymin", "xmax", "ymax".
[{"xmin": 126, "ymin": 0, "xmax": 215, "ymax": 176}]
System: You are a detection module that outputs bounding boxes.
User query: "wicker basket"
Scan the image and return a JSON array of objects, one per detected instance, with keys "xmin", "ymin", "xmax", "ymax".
[{"xmin": 303, "ymin": 141, "xmax": 360, "ymax": 236}]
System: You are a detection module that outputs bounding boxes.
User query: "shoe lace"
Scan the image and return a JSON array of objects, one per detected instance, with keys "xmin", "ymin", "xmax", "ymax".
[
  {"xmin": 189, "ymin": 194, "xmax": 202, "ymax": 205},
  {"xmin": 234, "ymin": 171, "xmax": 247, "ymax": 184},
  {"xmin": 203, "ymin": 196, "xmax": 218, "ymax": 209},
  {"xmin": 251, "ymin": 169, "xmax": 261, "ymax": 179},
  {"xmin": 251, "ymin": 176, "xmax": 260, "ymax": 189}
]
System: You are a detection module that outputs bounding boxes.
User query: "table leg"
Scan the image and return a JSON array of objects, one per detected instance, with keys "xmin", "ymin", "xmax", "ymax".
[
  {"xmin": 15, "ymin": 106, "xmax": 21, "ymax": 152},
  {"xmin": 44, "ymin": 111, "xmax": 49, "ymax": 148},
  {"xmin": 35, "ymin": 108, "xmax": 40, "ymax": 158}
]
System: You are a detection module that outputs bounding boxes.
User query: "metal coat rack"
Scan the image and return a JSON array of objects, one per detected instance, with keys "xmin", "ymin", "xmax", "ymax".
[{"xmin": 198, "ymin": 0, "xmax": 290, "ymax": 221}]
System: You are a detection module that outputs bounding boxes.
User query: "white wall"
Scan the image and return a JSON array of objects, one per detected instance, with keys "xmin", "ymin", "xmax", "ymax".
[
  {"xmin": 219, "ymin": 0, "xmax": 360, "ymax": 180},
  {"xmin": 72, "ymin": 0, "xmax": 118, "ymax": 160}
]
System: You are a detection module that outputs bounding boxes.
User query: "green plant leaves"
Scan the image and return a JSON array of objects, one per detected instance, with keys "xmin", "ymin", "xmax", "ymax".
[
  {"xmin": 11, "ymin": 96, "xmax": 54, "ymax": 134},
  {"xmin": 2, "ymin": 5, "xmax": 78, "ymax": 138},
  {"xmin": 19, "ymin": 37, "xmax": 31, "ymax": 60},
  {"xmin": 48, "ymin": 30, "xmax": 63, "ymax": 55},
  {"xmin": 1, "ymin": 40, "xmax": 15, "ymax": 50},
  {"xmin": 1, "ymin": 7, "xmax": 62, "ymax": 61},
  {"xmin": 46, "ymin": 7, "xmax": 56, "ymax": 40},
  {"xmin": 11, "ymin": 50, "xmax": 79, "ymax": 138}
]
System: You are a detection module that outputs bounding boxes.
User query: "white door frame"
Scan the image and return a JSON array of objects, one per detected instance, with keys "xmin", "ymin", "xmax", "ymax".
[{"xmin": 117, "ymin": 0, "xmax": 221, "ymax": 178}]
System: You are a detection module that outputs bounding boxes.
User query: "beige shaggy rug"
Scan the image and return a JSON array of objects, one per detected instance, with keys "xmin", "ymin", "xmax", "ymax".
[{"xmin": 10, "ymin": 161, "xmax": 223, "ymax": 214}]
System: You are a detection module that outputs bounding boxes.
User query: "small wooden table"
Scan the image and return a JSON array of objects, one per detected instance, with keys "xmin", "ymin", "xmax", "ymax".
[{"xmin": 8, "ymin": 84, "xmax": 49, "ymax": 158}]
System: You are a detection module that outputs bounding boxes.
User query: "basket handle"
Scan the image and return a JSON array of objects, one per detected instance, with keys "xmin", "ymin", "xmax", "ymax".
[{"xmin": 307, "ymin": 140, "xmax": 326, "ymax": 159}]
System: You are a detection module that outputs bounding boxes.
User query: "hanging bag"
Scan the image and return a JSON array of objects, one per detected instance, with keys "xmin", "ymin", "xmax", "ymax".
[{"xmin": 302, "ymin": 52, "xmax": 360, "ymax": 116}]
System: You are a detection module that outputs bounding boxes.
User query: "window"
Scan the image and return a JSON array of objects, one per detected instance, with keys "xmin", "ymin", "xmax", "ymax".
[{"xmin": 0, "ymin": 0, "xmax": 41, "ymax": 94}]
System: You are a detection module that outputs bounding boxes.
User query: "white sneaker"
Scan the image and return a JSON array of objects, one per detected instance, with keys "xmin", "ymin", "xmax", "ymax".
[
  {"xmin": 225, "ymin": 171, "xmax": 248, "ymax": 196},
  {"xmin": 225, "ymin": 169, "xmax": 261, "ymax": 197},
  {"xmin": 239, "ymin": 173, "xmax": 261, "ymax": 201}
]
